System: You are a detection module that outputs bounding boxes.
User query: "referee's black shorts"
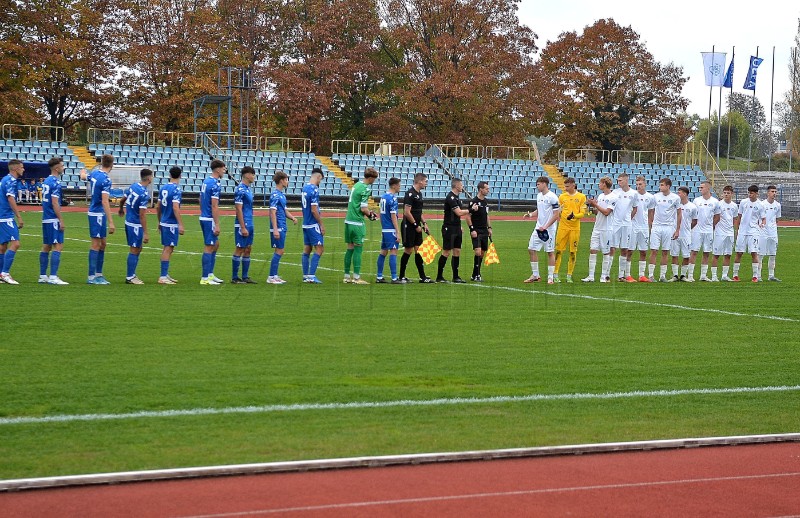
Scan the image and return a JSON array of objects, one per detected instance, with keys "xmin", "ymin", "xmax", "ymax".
[
  {"xmin": 401, "ymin": 220, "xmax": 423, "ymax": 248},
  {"xmin": 441, "ymin": 225, "xmax": 462, "ymax": 251},
  {"xmin": 471, "ymin": 229, "xmax": 489, "ymax": 251}
]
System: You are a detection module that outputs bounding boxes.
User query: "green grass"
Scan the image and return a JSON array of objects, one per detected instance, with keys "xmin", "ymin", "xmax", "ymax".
[{"xmin": 1, "ymin": 209, "xmax": 799, "ymax": 479}]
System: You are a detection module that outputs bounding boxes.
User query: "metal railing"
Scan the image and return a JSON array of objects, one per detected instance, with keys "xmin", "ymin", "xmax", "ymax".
[
  {"xmin": 263, "ymin": 136, "xmax": 311, "ymax": 153},
  {"xmin": 609, "ymin": 149, "xmax": 660, "ymax": 164},
  {"xmin": 87, "ymin": 128, "xmax": 147, "ymax": 146},
  {"xmin": 2, "ymin": 124, "xmax": 65, "ymax": 142},
  {"xmin": 558, "ymin": 148, "xmax": 610, "ymax": 164},
  {"xmin": 485, "ymin": 145, "xmax": 539, "ymax": 162}
]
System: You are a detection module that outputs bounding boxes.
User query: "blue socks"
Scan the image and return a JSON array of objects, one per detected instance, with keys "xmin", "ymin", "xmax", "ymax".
[
  {"xmin": 302, "ymin": 253, "xmax": 310, "ymax": 276},
  {"xmin": 377, "ymin": 254, "xmax": 386, "ymax": 278},
  {"xmin": 88, "ymin": 249, "xmax": 98, "ymax": 277},
  {"xmin": 309, "ymin": 253, "xmax": 321, "ymax": 277},
  {"xmin": 232, "ymin": 255, "xmax": 242, "ymax": 279},
  {"xmin": 389, "ymin": 254, "xmax": 397, "ymax": 279},
  {"xmin": 161, "ymin": 260, "xmax": 169, "ymax": 277},
  {"xmin": 202, "ymin": 252, "xmax": 212, "ymax": 278},
  {"xmin": 50, "ymin": 251, "xmax": 61, "ymax": 277},
  {"xmin": 242, "ymin": 257, "xmax": 251, "ymax": 278},
  {"xmin": 2, "ymin": 250, "xmax": 15, "ymax": 273},
  {"xmin": 40, "ymin": 252, "xmax": 49, "ymax": 276},
  {"xmin": 270, "ymin": 252, "xmax": 281, "ymax": 277},
  {"xmin": 126, "ymin": 253, "xmax": 139, "ymax": 278},
  {"xmin": 96, "ymin": 250, "xmax": 105, "ymax": 275}
]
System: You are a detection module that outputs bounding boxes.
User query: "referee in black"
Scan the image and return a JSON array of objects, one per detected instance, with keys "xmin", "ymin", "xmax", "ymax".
[
  {"xmin": 399, "ymin": 172, "xmax": 433, "ymax": 282},
  {"xmin": 437, "ymin": 178, "xmax": 469, "ymax": 283},
  {"xmin": 466, "ymin": 181, "xmax": 492, "ymax": 282}
]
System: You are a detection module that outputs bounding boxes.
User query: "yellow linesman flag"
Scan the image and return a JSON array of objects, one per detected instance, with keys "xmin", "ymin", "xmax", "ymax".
[
  {"xmin": 484, "ymin": 241, "xmax": 500, "ymax": 266},
  {"xmin": 418, "ymin": 234, "xmax": 442, "ymax": 265}
]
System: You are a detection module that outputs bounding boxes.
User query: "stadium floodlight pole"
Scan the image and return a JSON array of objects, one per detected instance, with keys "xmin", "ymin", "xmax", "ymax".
[
  {"xmin": 727, "ymin": 46, "xmax": 735, "ymax": 165},
  {"xmin": 705, "ymin": 44, "xmax": 715, "ymax": 172},
  {"xmin": 768, "ymin": 46, "xmax": 776, "ymax": 172}
]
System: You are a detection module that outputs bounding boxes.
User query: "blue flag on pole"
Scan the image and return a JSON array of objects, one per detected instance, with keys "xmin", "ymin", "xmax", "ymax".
[
  {"xmin": 743, "ymin": 56, "xmax": 764, "ymax": 90},
  {"xmin": 722, "ymin": 59, "xmax": 734, "ymax": 88}
]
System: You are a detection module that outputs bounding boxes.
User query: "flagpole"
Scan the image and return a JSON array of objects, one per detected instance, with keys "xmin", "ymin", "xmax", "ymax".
[
  {"xmin": 768, "ymin": 46, "xmax": 775, "ymax": 172},
  {"xmin": 706, "ymin": 45, "xmax": 715, "ymax": 171},
  {"xmin": 716, "ymin": 75, "xmax": 723, "ymax": 166},
  {"xmin": 748, "ymin": 46, "xmax": 759, "ymax": 172},
  {"xmin": 791, "ymin": 47, "xmax": 797, "ymax": 174},
  {"xmin": 727, "ymin": 46, "xmax": 734, "ymax": 164}
]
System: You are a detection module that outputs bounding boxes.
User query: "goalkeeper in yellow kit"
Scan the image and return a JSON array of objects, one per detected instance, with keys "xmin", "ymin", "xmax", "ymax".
[{"xmin": 553, "ymin": 177, "xmax": 586, "ymax": 283}]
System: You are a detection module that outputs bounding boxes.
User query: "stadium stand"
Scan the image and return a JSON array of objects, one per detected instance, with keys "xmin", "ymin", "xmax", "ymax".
[{"xmin": 0, "ymin": 139, "xmax": 86, "ymax": 190}]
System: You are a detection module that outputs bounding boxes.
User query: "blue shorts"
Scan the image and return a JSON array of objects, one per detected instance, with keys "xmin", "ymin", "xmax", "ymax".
[
  {"xmin": 42, "ymin": 221, "xmax": 64, "ymax": 245},
  {"xmin": 0, "ymin": 219, "xmax": 20, "ymax": 244},
  {"xmin": 126, "ymin": 224, "xmax": 144, "ymax": 248},
  {"xmin": 270, "ymin": 229, "xmax": 286, "ymax": 249},
  {"xmin": 160, "ymin": 225, "xmax": 179, "ymax": 248},
  {"xmin": 88, "ymin": 213, "xmax": 107, "ymax": 238},
  {"xmin": 303, "ymin": 225, "xmax": 324, "ymax": 247},
  {"xmin": 235, "ymin": 225, "xmax": 254, "ymax": 248},
  {"xmin": 381, "ymin": 230, "xmax": 399, "ymax": 250},
  {"xmin": 200, "ymin": 219, "xmax": 217, "ymax": 246}
]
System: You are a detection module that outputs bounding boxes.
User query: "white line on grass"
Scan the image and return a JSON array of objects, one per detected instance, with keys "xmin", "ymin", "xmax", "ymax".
[
  {"xmin": 2, "ymin": 385, "xmax": 799, "ymax": 426},
  {"xmin": 178, "ymin": 472, "xmax": 800, "ymax": 517}
]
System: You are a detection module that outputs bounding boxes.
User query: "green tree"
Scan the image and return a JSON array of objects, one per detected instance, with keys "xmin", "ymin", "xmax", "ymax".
[{"xmin": 535, "ymin": 18, "xmax": 691, "ymax": 154}]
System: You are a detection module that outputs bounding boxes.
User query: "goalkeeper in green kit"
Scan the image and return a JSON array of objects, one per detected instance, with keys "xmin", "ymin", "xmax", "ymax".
[{"xmin": 343, "ymin": 167, "xmax": 379, "ymax": 284}]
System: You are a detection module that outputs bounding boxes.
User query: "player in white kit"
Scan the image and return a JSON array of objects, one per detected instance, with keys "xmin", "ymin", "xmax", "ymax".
[
  {"xmin": 709, "ymin": 185, "xmax": 738, "ymax": 282},
  {"xmin": 645, "ymin": 178, "xmax": 681, "ymax": 282},
  {"xmin": 627, "ymin": 175, "xmax": 654, "ymax": 282},
  {"xmin": 688, "ymin": 181, "xmax": 719, "ymax": 281},
  {"xmin": 582, "ymin": 177, "xmax": 617, "ymax": 283},
  {"xmin": 523, "ymin": 177, "xmax": 561, "ymax": 284},
  {"xmin": 609, "ymin": 172, "xmax": 638, "ymax": 282},
  {"xmin": 760, "ymin": 185, "xmax": 781, "ymax": 281},
  {"xmin": 669, "ymin": 186, "xmax": 697, "ymax": 281},
  {"xmin": 733, "ymin": 184, "xmax": 765, "ymax": 282}
]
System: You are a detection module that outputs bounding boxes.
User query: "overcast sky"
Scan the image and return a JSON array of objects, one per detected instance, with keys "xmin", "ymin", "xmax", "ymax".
[{"xmin": 517, "ymin": 0, "xmax": 799, "ymax": 124}]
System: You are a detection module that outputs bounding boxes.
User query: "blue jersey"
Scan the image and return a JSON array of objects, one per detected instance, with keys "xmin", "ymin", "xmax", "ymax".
[
  {"xmin": 234, "ymin": 182, "xmax": 254, "ymax": 227},
  {"xmin": 0, "ymin": 175, "xmax": 19, "ymax": 219},
  {"xmin": 380, "ymin": 192, "xmax": 398, "ymax": 230},
  {"xmin": 123, "ymin": 182, "xmax": 150, "ymax": 225},
  {"xmin": 301, "ymin": 183, "xmax": 320, "ymax": 227},
  {"xmin": 88, "ymin": 169, "xmax": 112, "ymax": 215},
  {"xmin": 199, "ymin": 177, "xmax": 220, "ymax": 220},
  {"xmin": 42, "ymin": 175, "xmax": 62, "ymax": 221},
  {"xmin": 269, "ymin": 189, "xmax": 288, "ymax": 231},
  {"xmin": 159, "ymin": 183, "xmax": 182, "ymax": 225}
]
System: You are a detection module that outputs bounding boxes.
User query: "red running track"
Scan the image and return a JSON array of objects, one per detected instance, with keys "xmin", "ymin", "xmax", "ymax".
[{"xmin": 3, "ymin": 443, "xmax": 800, "ymax": 517}]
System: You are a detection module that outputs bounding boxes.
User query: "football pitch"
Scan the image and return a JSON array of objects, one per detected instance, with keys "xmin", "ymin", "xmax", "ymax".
[{"xmin": 1, "ymin": 209, "xmax": 799, "ymax": 480}]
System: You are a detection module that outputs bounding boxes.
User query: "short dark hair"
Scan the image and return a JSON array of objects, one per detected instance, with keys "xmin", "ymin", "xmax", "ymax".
[
  {"xmin": 169, "ymin": 166, "xmax": 183, "ymax": 179},
  {"xmin": 47, "ymin": 156, "xmax": 63, "ymax": 168},
  {"xmin": 748, "ymin": 184, "xmax": 759, "ymax": 193},
  {"xmin": 100, "ymin": 154, "xmax": 114, "ymax": 168},
  {"xmin": 477, "ymin": 181, "xmax": 488, "ymax": 190},
  {"xmin": 564, "ymin": 177, "xmax": 575, "ymax": 185},
  {"xmin": 678, "ymin": 186, "xmax": 689, "ymax": 195},
  {"xmin": 273, "ymin": 170, "xmax": 288, "ymax": 184},
  {"xmin": 364, "ymin": 167, "xmax": 379, "ymax": 179},
  {"xmin": 767, "ymin": 184, "xmax": 777, "ymax": 191},
  {"xmin": 723, "ymin": 185, "xmax": 733, "ymax": 193},
  {"xmin": 660, "ymin": 177, "xmax": 672, "ymax": 187},
  {"xmin": 414, "ymin": 172, "xmax": 427, "ymax": 183},
  {"xmin": 140, "ymin": 168, "xmax": 154, "ymax": 180},
  {"xmin": 240, "ymin": 166, "xmax": 256, "ymax": 177},
  {"xmin": 210, "ymin": 159, "xmax": 225, "ymax": 171},
  {"xmin": 451, "ymin": 177, "xmax": 462, "ymax": 188},
  {"xmin": 311, "ymin": 167, "xmax": 324, "ymax": 177},
  {"xmin": 388, "ymin": 177, "xmax": 400, "ymax": 187},
  {"xmin": 7, "ymin": 159, "xmax": 22, "ymax": 167},
  {"xmin": 536, "ymin": 176, "xmax": 549, "ymax": 185}
]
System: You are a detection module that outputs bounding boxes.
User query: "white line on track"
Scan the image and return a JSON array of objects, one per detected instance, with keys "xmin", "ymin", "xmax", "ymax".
[
  {"xmin": 2, "ymin": 385, "xmax": 799, "ymax": 426},
  {"xmin": 177, "ymin": 472, "xmax": 800, "ymax": 517}
]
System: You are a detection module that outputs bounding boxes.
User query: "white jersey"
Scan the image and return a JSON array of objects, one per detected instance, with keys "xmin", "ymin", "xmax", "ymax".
[
  {"xmin": 632, "ymin": 191, "xmax": 654, "ymax": 231},
  {"xmin": 536, "ymin": 190, "xmax": 560, "ymax": 229},
  {"xmin": 610, "ymin": 187, "xmax": 638, "ymax": 227},
  {"xmin": 651, "ymin": 191, "xmax": 681, "ymax": 227},
  {"xmin": 738, "ymin": 198, "xmax": 765, "ymax": 235},
  {"xmin": 714, "ymin": 200, "xmax": 738, "ymax": 237},
  {"xmin": 692, "ymin": 195, "xmax": 719, "ymax": 233},
  {"xmin": 678, "ymin": 202, "xmax": 697, "ymax": 238},
  {"xmin": 592, "ymin": 191, "xmax": 617, "ymax": 232},
  {"xmin": 761, "ymin": 200, "xmax": 780, "ymax": 239}
]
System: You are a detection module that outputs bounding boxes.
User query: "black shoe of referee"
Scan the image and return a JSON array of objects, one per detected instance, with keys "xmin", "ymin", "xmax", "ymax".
[
  {"xmin": 452, "ymin": 277, "xmax": 467, "ymax": 283},
  {"xmin": 435, "ymin": 276, "xmax": 448, "ymax": 283},
  {"xmin": 419, "ymin": 276, "xmax": 434, "ymax": 283}
]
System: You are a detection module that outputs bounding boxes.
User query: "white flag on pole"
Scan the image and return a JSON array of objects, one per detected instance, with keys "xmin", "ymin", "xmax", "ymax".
[{"xmin": 701, "ymin": 52, "xmax": 727, "ymax": 86}]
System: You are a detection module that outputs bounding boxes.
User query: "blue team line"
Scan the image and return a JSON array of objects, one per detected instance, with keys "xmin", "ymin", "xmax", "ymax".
[{"xmin": 2, "ymin": 385, "xmax": 799, "ymax": 426}]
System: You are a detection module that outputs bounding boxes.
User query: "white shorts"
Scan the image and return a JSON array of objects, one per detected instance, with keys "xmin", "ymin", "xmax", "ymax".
[
  {"xmin": 610, "ymin": 225, "xmax": 632, "ymax": 250},
  {"xmin": 712, "ymin": 234, "xmax": 734, "ymax": 257},
  {"xmin": 761, "ymin": 236, "xmax": 777, "ymax": 256},
  {"xmin": 589, "ymin": 227, "xmax": 611, "ymax": 254},
  {"xmin": 528, "ymin": 229, "xmax": 555, "ymax": 252},
  {"xmin": 691, "ymin": 230, "xmax": 713, "ymax": 252},
  {"xmin": 670, "ymin": 236, "xmax": 691, "ymax": 258},
  {"xmin": 735, "ymin": 233, "xmax": 760, "ymax": 254},
  {"xmin": 631, "ymin": 228, "xmax": 649, "ymax": 251},
  {"xmin": 649, "ymin": 225, "xmax": 674, "ymax": 251}
]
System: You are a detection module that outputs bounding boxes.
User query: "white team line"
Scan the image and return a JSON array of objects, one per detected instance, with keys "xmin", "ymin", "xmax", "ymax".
[
  {"xmin": 1, "ymin": 385, "xmax": 799, "ymax": 426},
  {"xmin": 178, "ymin": 472, "xmax": 800, "ymax": 517}
]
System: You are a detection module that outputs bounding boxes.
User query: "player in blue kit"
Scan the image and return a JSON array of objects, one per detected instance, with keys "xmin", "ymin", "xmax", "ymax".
[
  {"xmin": 39, "ymin": 157, "xmax": 72, "ymax": 285},
  {"xmin": 268, "ymin": 170, "xmax": 298, "ymax": 284},
  {"xmin": 232, "ymin": 166, "xmax": 257, "ymax": 284},
  {"xmin": 86, "ymin": 154, "xmax": 116, "ymax": 284},
  {"xmin": 0, "ymin": 159, "xmax": 25, "ymax": 285},
  {"xmin": 118, "ymin": 168, "xmax": 153, "ymax": 284},
  {"xmin": 199, "ymin": 159, "xmax": 226, "ymax": 285},
  {"xmin": 301, "ymin": 167, "xmax": 325, "ymax": 284},
  {"xmin": 376, "ymin": 177, "xmax": 404, "ymax": 284},
  {"xmin": 156, "ymin": 166, "xmax": 184, "ymax": 284}
]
